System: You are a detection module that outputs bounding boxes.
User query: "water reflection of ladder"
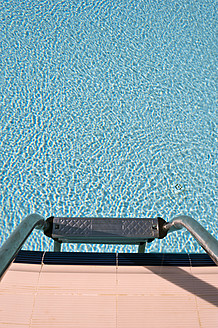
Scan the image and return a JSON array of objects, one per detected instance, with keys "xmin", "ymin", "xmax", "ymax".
[{"xmin": 0, "ymin": 214, "xmax": 217, "ymax": 279}]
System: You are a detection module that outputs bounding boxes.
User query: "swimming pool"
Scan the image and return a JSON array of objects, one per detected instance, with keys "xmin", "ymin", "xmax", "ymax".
[{"xmin": 0, "ymin": 0, "xmax": 217, "ymax": 253}]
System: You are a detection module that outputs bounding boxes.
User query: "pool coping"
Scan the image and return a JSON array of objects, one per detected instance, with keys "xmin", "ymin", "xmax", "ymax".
[{"xmin": 14, "ymin": 250, "xmax": 216, "ymax": 266}]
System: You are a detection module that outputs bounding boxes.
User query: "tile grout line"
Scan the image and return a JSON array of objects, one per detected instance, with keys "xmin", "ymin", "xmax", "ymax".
[
  {"xmin": 116, "ymin": 252, "xmax": 118, "ymax": 328},
  {"xmin": 29, "ymin": 251, "xmax": 46, "ymax": 328},
  {"xmin": 189, "ymin": 253, "xmax": 202, "ymax": 328},
  {"xmin": 187, "ymin": 253, "xmax": 192, "ymax": 267}
]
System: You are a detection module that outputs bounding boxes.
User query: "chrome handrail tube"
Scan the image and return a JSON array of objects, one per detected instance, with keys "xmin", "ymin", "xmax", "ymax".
[
  {"xmin": 0, "ymin": 213, "xmax": 217, "ymax": 280},
  {"xmin": 0, "ymin": 213, "xmax": 48, "ymax": 279},
  {"xmin": 163, "ymin": 215, "xmax": 218, "ymax": 265}
]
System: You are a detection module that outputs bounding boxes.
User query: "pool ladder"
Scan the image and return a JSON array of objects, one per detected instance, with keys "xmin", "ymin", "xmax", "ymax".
[{"xmin": 0, "ymin": 214, "xmax": 217, "ymax": 279}]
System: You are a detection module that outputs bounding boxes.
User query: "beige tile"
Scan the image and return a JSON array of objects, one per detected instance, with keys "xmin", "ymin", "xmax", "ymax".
[
  {"xmin": 190, "ymin": 267, "xmax": 218, "ymax": 275},
  {"xmin": 31, "ymin": 294, "xmax": 116, "ymax": 328},
  {"xmin": 195, "ymin": 295, "xmax": 218, "ymax": 309},
  {"xmin": 153, "ymin": 274, "xmax": 197, "ymax": 296},
  {"xmin": 0, "ymin": 294, "xmax": 34, "ymax": 326},
  {"xmin": 0, "ymin": 270, "xmax": 39, "ymax": 294},
  {"xmin": 1, "ymin": 263, "xmax": 217, "ymax": 328},
  {"xmin": 117, "ymin": 266, "xmax": 194, "ymax": 296},
  {"xmin": 0, "ymin": 325, "xmax": 29, "ymax": 328},
  {"xmin": 9, "ymin": 263, "xmax": 42, "ymax": 273},
  {"xmin": 117, "ymin": 296, "xmax": 200, "ymax": 328},
  {"xmin": 38, "ymin": 266, "xmax": 116, "ymax": 295},
  {"xmin": 117, "ymin": 272, "xmax": 163, "ymax": 295},
  {"xmin": 192, "ymin": 275, "xmax": 218, "ymax": 288},
  {"xmin": 0, "ymin": 264, "xmax": 39, "ymax": 326},
  {"xmin": 160, "ymin": 266, "xmax": 192, "ymax": 274},
  {"xmin": 199, "ymin": 309, "xmax": 218, "ymax": 328},
  {"xmin": 191, "ymin": 274, "xmax": 218, "ymax": 298},
  {"xmin": 42, "ymin": 264, "xmax": 116, "ymax": 274},
  {"xmin": 117, "ymin": 266, "xmax": 162, "ymax": 274}
]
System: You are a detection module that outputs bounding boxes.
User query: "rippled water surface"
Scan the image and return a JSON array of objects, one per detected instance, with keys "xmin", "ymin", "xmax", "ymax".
[{"xmin": 0, "ymin": 0, "xmax": 217, "ymax": 253}]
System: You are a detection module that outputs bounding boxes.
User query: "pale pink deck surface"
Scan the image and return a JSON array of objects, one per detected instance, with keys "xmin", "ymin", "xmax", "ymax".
[{"xmin": 0, "ymin": 263, "xmax": 217, "ymax": 328}]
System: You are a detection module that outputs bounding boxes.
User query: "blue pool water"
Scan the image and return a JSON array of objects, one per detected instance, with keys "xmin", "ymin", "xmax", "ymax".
[{"xmin": 0, "ymin": 0, "xmax": 217, "ymax": 253}]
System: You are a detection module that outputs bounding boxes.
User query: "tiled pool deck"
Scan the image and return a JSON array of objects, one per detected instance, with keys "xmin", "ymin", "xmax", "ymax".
[{"xmin": 0, "ymin": 252, "xmax": 217, "ymax": 328}]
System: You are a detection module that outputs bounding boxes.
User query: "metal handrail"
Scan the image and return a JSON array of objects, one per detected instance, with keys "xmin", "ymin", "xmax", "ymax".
[
  {"xmin": 163, "ymin": 215, "xmax": 218, "ymax": 265},
  {"xmin": 0, "ymin": 213, "xmax": 48, "ymax": 280},
  {"xmin": 0, "ymin": 213, "xmax": 217, "ymax": 280}
]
